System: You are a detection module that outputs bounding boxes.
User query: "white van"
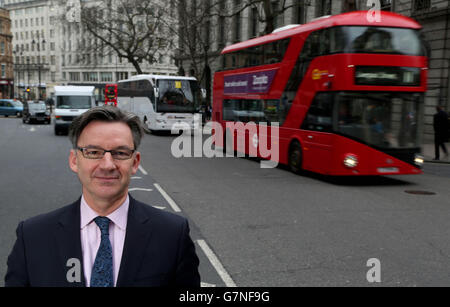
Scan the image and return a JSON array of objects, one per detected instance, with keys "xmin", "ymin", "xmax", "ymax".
[{"xmin": 53, "ymin": 86, "xmax": 96, "ymax": 135}]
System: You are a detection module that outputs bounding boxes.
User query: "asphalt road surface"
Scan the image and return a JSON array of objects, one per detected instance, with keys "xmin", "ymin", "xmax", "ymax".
[{"xmin": 1, "ymin": 116, "xmax": 450, "ymax": 287}]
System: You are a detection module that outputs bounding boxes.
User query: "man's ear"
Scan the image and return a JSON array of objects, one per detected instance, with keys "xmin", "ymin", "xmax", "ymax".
[
  {"xmin": 69, "ymin": 149, "xmax": 78, "ymax": 173},
  {"xmin": 131, "ymin": 152, "xmax": 141, "ymax": 175}
]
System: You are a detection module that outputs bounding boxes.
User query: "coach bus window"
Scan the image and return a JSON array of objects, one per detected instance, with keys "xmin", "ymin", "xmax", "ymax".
[
  {"xmin": 335, "ymin": 92, "xmax": 422, "ymax": 149},
  {"xmin": 137, "ymin": 79, "xmax": 155, "ymax": 108},
  {"xmin": 342, "ymin": 26, "xmax": 424, "ymax": 55},
  {"xmin": 301, "ymin": 92, "xmax": 333, "ymax": 132},
  {"xmin": 157, "ymin": 80, "xmax": 198, "ymax": 113}
]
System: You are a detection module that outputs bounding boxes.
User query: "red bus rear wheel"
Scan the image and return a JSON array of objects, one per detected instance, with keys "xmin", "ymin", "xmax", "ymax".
[{"xmin": 289, "ymin": 141, "xmax": 303, "ymax": 174}]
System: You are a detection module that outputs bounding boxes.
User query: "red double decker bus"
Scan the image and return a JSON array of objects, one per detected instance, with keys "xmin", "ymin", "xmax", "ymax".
[
  {"xmin": 212, "ymin": 11, "xmax": 428, "ymax": 176},
  {"xmin": 105, "ymin": 83, "xmax": 118, "ymax": 106}
]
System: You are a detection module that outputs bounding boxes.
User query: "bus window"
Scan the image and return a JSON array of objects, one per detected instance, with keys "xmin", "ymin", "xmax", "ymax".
[
  {"xmin": 335, "ymin": 92, "xmax": 423, "ymax": 149},
  {"xmin": 301, "ymin": 93, "xmax": 333, "ymax": 132},
  {"xmin": 223, "ymin": 99, "xmax": 266, "ymax": 123},
  {"xmin": 343, "ymin": 26, "xmax": 424, "ymax": 55}
]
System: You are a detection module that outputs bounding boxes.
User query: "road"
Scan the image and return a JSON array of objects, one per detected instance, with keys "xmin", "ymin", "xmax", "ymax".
[{"xmin": 1, "ymin": 116, "xmax": 450, "ymax": 286}]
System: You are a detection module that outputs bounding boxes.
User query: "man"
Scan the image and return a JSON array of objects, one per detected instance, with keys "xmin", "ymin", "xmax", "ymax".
[
  {"xmin": 5, "ymin": 106, "xmax": 200, "ymax": 287},
  {"xmin": 433, "ymin": 106, "xmax": 449, "ymax": 160}
]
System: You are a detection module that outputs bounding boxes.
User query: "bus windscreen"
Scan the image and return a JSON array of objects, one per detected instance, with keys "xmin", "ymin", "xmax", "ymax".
[
  {"xmin": 156, "ymin": 80, "xmax": 200, "ymax": 113},
  {"xmin": 57, "ymin": 96, "xmax": 92, "ymax": 109}
]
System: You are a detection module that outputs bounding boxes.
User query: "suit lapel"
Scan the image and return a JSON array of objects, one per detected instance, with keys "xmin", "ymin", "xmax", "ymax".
[
  {"xmin": 54, "ymin": 199, "xmax": 86, "ymax": 287},
  {"xmin": 116, "ymin": 196, "xmax": 154, "ymax": 287}
]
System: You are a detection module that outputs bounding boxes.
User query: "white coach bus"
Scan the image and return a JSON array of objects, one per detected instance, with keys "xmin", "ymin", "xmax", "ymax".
[{"xmin": 117, "ymin": 75, "xmax": 205, "ymax": 133}]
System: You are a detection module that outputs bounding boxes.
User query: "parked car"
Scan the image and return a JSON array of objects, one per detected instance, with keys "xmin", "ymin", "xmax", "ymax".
[
  {"xmin": 0, "ymin": 99, "xmax": 23, "ymax": 117},
  {"xmin": 22, "ymin": 100, "xmax": 51, "ymax": 124}
]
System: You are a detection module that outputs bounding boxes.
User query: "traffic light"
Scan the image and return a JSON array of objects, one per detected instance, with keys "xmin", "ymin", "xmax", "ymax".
[{"xmin": 26, "ymin": 88, "xmax": 30, "ymax": 93}]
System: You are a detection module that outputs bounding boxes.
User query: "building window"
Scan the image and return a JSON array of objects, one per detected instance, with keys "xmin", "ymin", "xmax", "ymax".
[
  {"xmin": 83, "ymin": 72, "xmax": 98, "ymax": 82},
  {"xmin": 316, "ymin": 0, "xmax": 332, "ymax": 17},
  {"xmin": 51, "ymin": 72, "xmax": 56, "ymax": 82},
  {"xmin": 250, "ymin": 7, "xmax": 258, "ymax": 38},
  {"xmin": 234, "ymin": 0, "xmax": 242, "ymax": 42},
  {"xmin": 381, "ymin": 0, "xmax": 392, "ymax": 11},
  {"xmin": 69, "ymin": 72, "xmax": 80, "ymax": 81},
  {"xmin": 1, "ymin": 64, "xmax": 5, "ymax": 78},
  {"xmin": 0, "ymin": 42, "xmax": 4, "ymax": 55},
  {"xmin": 100, "ymin": 72, "xmax": 113, "ymax": 82},
  {"xmin": 116, "ymin": 72, "xmax": 128, "ymax": 81},
  {"xmin": 414, "ymin": 0, "xmax": 431, "ymax": 11},
  {"xmin": 219, "ymin": 15, "xmax": 226, "ymax": 47},
  {"xmin": 296, "ymin": 0, "xmax": 305, "ymax": 25},
  {"xmin": 50, "ymin": 55, "xmax": 56, "ymax": 65},
  {"xmin": 50, "ymin": 42, "xmax": 55, "ymax": 51}
]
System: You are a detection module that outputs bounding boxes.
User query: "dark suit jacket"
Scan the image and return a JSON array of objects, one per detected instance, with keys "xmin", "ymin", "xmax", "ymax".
[{"xmin": 4, "ymin": 195, "xmax": 200, "ymax": 287}]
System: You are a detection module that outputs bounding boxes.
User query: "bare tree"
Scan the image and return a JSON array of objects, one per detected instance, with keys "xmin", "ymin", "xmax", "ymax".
[
  {"xmin": 67, "ymin": 0, "xmax": 172, "ymax": 74},
  {"xmin": 161, "ymin": 0, "xmax": 221, "ymax": 105},
  {"xmin": 214, "ymin": 0, "xmax": 296, "ymax": 36}
]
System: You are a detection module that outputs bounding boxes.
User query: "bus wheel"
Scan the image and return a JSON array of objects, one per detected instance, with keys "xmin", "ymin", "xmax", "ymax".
[{"xmin": 288, "ymin": 141, "xmax": 303, "ymax": 174}]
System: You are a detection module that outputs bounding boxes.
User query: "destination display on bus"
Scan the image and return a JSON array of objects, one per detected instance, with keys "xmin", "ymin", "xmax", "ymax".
[{"xmin": 355, "ymin": 66, "xmax": 421, "ymax": 86}]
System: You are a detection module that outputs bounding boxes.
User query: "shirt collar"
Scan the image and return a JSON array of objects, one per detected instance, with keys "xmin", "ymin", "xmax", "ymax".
[{"xmin": 80, "ymin": 194, "xmax": 129, "ymax": 231}]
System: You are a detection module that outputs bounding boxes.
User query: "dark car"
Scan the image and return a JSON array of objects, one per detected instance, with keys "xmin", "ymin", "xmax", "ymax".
[
  {"xmin": 0, "ymin": 99, "xmax": 23, "ymax": 117},
  {"xmin": 22, "ymin": 100, "xmax": 51, "ymax": 124}
]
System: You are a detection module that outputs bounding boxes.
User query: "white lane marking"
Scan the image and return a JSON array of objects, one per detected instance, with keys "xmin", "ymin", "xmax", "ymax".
[
  {"xmin": 153, "ymin": 183, "xmax": 182, "ymax": 213},
  {"xmin": 29, "ymin": 127, "xmax": 36, "ymax": 132},
  {"xmin": 131, "ymin": 176, "xmax": 142, "ymax": 180},
  {"xmin": 138, "ymin": 165, "xmax": 148, "ymax": 175},
  {"xmin": 201, "ymin": 282, "xmax": 217, "ymax": 287},
  {"xmin": 128, "ymin": 187, "xmax": 153, "ymax": 192},
  {"xmin": 197, "ymin": 240, "xmax": 236, "ymax": 287}
]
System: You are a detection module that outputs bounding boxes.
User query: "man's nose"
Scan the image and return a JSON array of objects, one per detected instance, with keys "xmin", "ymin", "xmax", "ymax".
[{"xmin": 98, "ymin": 152, "xmax": 117, "ymax": 169}]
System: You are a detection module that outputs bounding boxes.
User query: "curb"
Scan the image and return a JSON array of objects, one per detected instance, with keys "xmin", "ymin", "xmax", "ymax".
[{"xmin": 424, "ymin": 159, "xmax": 450, "ymax": 165}]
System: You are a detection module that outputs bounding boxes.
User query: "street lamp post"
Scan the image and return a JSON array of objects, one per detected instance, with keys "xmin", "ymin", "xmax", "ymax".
[
  {"xmin": 26, "ymin": 57, "xmax": 30, "ymax": 100},
  {"xmin": 32, "ymin": 39, "xmax": 46, "ymax": 100}
]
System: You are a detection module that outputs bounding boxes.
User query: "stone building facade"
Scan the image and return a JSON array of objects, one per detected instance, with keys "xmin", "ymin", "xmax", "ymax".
[
  {"xmin": 2, "ymin": 0, "xmax": 177, "ymax": 101},
  {"xmin": 0, "ymin": 7, "xmax": 13, "ymax": 99}
]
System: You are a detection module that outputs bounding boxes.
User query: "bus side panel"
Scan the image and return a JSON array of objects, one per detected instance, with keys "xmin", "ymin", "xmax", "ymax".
[
  {"xmin": 299, "ymin": 131, "xmax": 333, "ymax": 174},
  {"xmin": 133, "ymin": 97, "xmax": 155, "ymax": 121}
]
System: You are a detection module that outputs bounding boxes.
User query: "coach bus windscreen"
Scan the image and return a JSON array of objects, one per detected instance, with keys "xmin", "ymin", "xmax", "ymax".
[
  {"xmin": 335, "ymin": 92, "xmax": 423, "ymax": 149},
  {"xmin": 331, "ymin": 26, "xmax": 424, "ymax": 56},
  {"xmin": 156, "ymin": 80, "xmax": 200, "ymax": 113}
]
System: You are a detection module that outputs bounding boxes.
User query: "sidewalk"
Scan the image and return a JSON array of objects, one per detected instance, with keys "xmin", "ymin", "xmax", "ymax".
[{"xmin": 422, "ymin": 143, "xmax": 450, "ymax": 164}]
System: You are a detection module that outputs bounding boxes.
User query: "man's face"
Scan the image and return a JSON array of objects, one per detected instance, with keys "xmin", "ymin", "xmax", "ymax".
[{"xmin": 69, "ymin": 121, "xmax": 141, "ymax": 203}]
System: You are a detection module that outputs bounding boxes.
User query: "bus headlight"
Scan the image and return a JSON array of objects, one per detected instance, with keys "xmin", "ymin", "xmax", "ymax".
[
  {"xmin": 343, "ymin": 154, "xmax": 359, "ymax": 168},
  {"xmin": 414, "ymin": 154, "xmax": 424, "ymax": 166}
]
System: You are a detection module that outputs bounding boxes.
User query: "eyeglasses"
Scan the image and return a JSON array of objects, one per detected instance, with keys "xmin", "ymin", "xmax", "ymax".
[{"xmin": 77, "ymin": 147, "xmax": 136, "ymax": 160}]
